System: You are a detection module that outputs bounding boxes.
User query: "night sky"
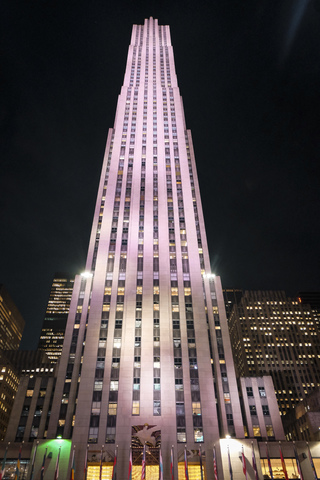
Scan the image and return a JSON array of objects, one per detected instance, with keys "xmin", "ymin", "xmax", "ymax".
[{"xmin": 1, "ymin": 0, "xmax": 320, "ymax": 350}]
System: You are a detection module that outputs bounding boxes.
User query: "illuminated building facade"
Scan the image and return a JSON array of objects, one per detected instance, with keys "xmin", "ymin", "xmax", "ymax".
[
  {"xmin": 0, "ymin": 353, "xmax": 20, "ymax": 441},
  {"xmin": 47, "ymin": 17, "xmax": 243, "ymax": 479},
  {"xmin": 228, "ymin": 290, "xmax": 320, "ymax": 418},
  {"xmin": 0, "ymin": 284, "xmax": 25, "ymax": 351},
  {"xmin": 38, "ymin": 274, "xmax": 74, "ymax": 362}
]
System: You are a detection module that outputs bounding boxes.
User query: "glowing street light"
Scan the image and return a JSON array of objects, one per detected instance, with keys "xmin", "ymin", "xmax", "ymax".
[
  {"xmin": 81, "ymin": 271, "xmax": 93, "ymax": 278},
  {"xmin": 203, "ymin": 273, "xmax": 216, "ymax": 280}
]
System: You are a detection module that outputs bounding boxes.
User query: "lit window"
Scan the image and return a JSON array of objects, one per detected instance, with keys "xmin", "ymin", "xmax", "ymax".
[
  {"xmin": 252, "ymin": 426, "xmax": 261, "ymax": 437},
  {"xmin": 132, "ymin": 401, "xmax": 140, "ymax": 415},
  {"xmin": 108, "ymin": 403, "xmax": 117, "ymax": 415}
]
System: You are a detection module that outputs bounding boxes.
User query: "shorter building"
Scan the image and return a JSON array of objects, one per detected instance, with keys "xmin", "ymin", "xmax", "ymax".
[
  {"xmin": 223, "ymin": 288, "xmax": 243, "ymax": 320},
  {"xmin": 0, "ymin": 352, "xmax": 20, "ymax": 441},
  {"xmin": 38, "ymin": 274, "xmax": 74, "ymax": 363},
  {"xmin": 4, "ymin": 350, "xmax": 51, "ymax": 374},
  {"xmin": 239, "ymin": 376, "xmax": 285, "ymax": 441},
  {"xmin": 4, "ymin": 367, "xmax": 56, "ymax": 444},
  {"xmin": 228, "ymin": 290, "xmax": 320, "ymax": 418},
  {"xmin": 284, "ymin": 388, "xmax": 320, "ymax": 442},
  {"xmin": 0, "ymin": 284, "xmax": 25, "ymax": 350}
]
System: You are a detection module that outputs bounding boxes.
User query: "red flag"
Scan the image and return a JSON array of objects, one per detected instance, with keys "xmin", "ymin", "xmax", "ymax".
[
  {"xmin": 279, "ymin": 442, "xmax": 289, "ymax": 480},
  {"xmin": 141, "ymin": 445, "xmax": 146, "ymax": 480},
  {"xmin": 112, "ymin": 446, "xmax": 117, "ymax": 480},
  {"xmin": 128, "ymin": 447, "xmax": 132, "ymax": 480},
  {"xmin": 54, "ymin": 446, "xmax": 61, "ymax": 480},
  {"xmin": 184, "ymin": 446, "xmax": 189, "ymax": 480},
  {"xmin": 251, "ymin": 443, "xmax": 258, "ymax": 480},
  {"xmin": 213, "ymin": 445, "xmax": 218, "ymax": 480},
  {"xmin": 241, "ymin": 446, "xmax": 247, "ymax": 480},
  {"xmin": 170, "ymin": 446, "xmax": 174, "ymax": 480}
]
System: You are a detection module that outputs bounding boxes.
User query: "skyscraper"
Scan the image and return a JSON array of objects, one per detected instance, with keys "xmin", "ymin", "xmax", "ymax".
[
  {"xmin": 38, "ymin": 274, "xmax": 74, "ymax": 362},
  {"xmin": 45, "ymin": 17, "xmax": 243, "ymax": 478}
]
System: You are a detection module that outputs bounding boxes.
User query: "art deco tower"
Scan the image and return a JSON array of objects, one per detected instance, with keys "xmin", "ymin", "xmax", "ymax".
[{"xmin": 47, "ymin": 17, "xmax": 244, "ymax": 479}]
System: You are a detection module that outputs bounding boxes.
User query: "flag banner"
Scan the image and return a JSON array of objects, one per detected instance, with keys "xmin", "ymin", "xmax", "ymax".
[
  {"xmin": 227, "ymin": 445, "xmax": 233, "ymax": 480},
  {"xmin": 213, "ymin": 445, "xmax": 218, "ymax": 480},
  {"xmin": 99, "ymin": 446, "xmax": 104, "ymax": 480},
  {"xmin": 293, "ymin": 443, "xmax": 304, "ymax": 480},
  {"xmin": 159, "ymin": 448, "xmax": 164, "ymax": 480},
  {"xmin": 70, "ymin": 447, "xmax": 75, "ymax": 480},
  {"xmin": 141, "ymin": 444, "xmax": 146, "ymax": 480},
  {"xmin": 14, "ymin": 443, "xmax": 23, "ymax": 480},
  {"xmin": 184, "ymin": 446, "xmax": 189, "ymax": 480},
  {"xmin": 170, "ymin": 446, "xmax": 174, "ymax": 480},
  {"xmin": 265, "ymin": 443, "xmax": 273, "ymax": 480},
  {"xmin": 54, "ymin": 446, "xmax": 61, "ymax": 480},
  {"xmin": 0, "ymin": 445, "xmax": 8, "ymax": 480},
  {"xmin": 112, "ymin": 446, "xmax": 117, "ymax": 480},
  {"xmin": 279, "ymin": 442, "xmax": 289, "ymax": 480},
  {"xmin": 251, "ymin": 442, "xmax": 258, "ymax": 480},
  {"xmin": 40, "ymin": 448, "xmax": 47, "ymax": 480},
  {"xmin": 199, "ymin": 445, "xmax": 204, "ymax": 480},
  {"xmin": 241, "ymin": 446, "xmax": 247, "ymax": 480},
  {"xmin": 84, "ymin": 445, "xmax": 88, "ymax": 480},
  {"xmin": 29, "ymin": 443, "xmax": 38, "ymax": 480},
  {"xmin": 306, "ymin": 442, "xmax": 318, "ymax": 480},
  {"xmin": 128, "ymin": 447, "xmax": 132, "ymax": 480}
]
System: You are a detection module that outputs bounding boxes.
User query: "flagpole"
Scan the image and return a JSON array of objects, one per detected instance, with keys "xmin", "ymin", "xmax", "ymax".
[
  {"xmin": 54, "ymin": 445, "xmax": 61, "ymax": 480},
  {"xmin": 29, "ymin": 441, "xmax": 39, "ymax": 480},
  {"xmin": 279, "ymin": 441, "xmax": 289, "ymax": 480},
  {"xmin": 306, "ymin": 442, "xmax": 318, "ymax": 480},
  {"xmin": 265, "ymin": 442, "xmax": 273, "ymax": 480},
  {"xmin": 293, "ymin": 442, "xmax": 304, "ymax": 480},
  {"xmin": 14, "ymin": 441, "xmax": 23, "ymax": 480},
  {"xmin": 84, "ymin": 444, "xmax": 89, "ymax": 480},
  {"xmin": 141, "ymin": 443, "xmax": 146, "ymax": 480},
  {"xmin": 40, "ymin": 447, "xmax": 47, "ymax": 480},
  {"xmin": 251, "ymin": 442, "xmax": 258, "ymax": 480},
  {"xmin": 227, "ymin": 444, "xmax": 233, "ymax": 480},
  {"xmin": 70, "ymin": 445, "xmax": 76, "ymax": 480},
  {"xmin": 199, "ymin": 445, "xmax": 203, "ymax": 480},
  {"xmin": 212, "ymin": 445, "xmax": 218, "ymax": 480},
  {"xmin": 170, "ymin": 445, "xmax": 174, "ymax": 480},
  {"xmin": 184, "ymin": 445, "xmax": 189, "ymax": 480},
  {"xmin": 0, "ymin": 442, "xmax": 9, "ymax": 480},
  {"xmin": 112, "ymin": 445, "xmax": 118, "ymax": 480},
  {"xmin": 128, "ymin": 446, "xmax": 132, "ymax": 480},
  {"xmin": 159, "ymin": 447, "xmax": 164, "ymax": 480},
  {"xmin": 241, "ymin": 445, "xmax": 247, "ymax": 480},
  {"xmin": 99, "ymin": 445, "xmax": 104, "ymax": 480}
]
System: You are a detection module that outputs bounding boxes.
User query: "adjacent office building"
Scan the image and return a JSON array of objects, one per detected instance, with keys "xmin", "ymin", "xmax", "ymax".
[
  {"xmin": 228, "ymin": 290, "xmax": 320, "ymax": 417},
  {"xmin": 38, "ymin": 274, "xmax": 74, "ymax": 362},
  {"xmin": 0, "ymin": 285, "xmax": 25, "ymax": 440},
  {"xmin": 0, "ymin": 284, "xmax": 25, "ymax": 351}
]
